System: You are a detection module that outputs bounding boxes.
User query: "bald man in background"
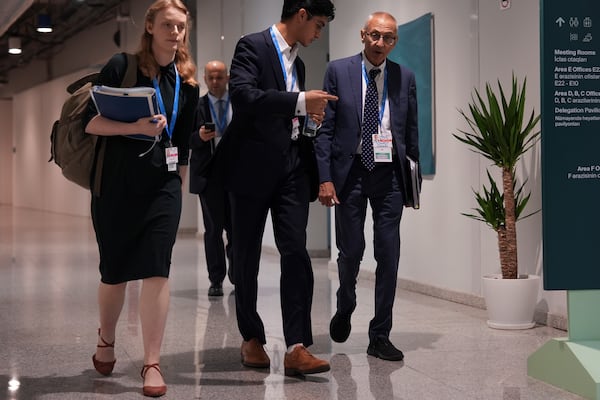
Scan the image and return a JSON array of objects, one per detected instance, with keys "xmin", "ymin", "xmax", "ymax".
[{"xmin": 189, "ymin": 60, "xmax": 234, "ymax": 297}]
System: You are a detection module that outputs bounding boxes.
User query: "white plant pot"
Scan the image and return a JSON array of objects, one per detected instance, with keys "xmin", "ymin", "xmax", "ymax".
[{"xmin": 482, "ymin": 274, "xmax": 540, "ymax": 329}]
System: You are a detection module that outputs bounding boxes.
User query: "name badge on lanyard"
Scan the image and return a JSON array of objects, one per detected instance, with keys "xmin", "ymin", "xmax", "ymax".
[
  {"xmin": 153, "ymin": 64, "xmax": 181, "ymax": 172},
  {"xmin": 291, "ymin": 117, "xmax": 300, "ymax": 140},
  {"xmin": 271, "ymin": 27, "xmax": 300, "ymax": 141}
]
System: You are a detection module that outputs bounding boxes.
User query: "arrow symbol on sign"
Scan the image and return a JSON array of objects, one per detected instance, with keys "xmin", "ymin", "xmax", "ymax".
[{"xmin": 556, "ymin": 17, "xmax": 565, "ymax": 27}]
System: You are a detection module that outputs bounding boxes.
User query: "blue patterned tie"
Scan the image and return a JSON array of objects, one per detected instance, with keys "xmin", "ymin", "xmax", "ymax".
[
  {"xmin": 362, "ymin": 68, "xmax": 380, "ymax": 171},
  {"xmin": 216, "ymin": 99, "xmax": 225, "ymax": 135}
]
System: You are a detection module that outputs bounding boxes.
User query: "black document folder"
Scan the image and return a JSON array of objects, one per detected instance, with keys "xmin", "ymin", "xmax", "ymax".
[
  {"xmin": 405, "ymin": 155, "xmax": 421, "ymax": 209},
  {"xmin": 90, "ymin": 85, "xmax": 158, "ymax": 123}
]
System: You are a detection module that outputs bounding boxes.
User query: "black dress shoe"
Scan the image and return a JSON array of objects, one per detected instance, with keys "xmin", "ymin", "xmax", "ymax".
[
  {"xmin": 329, "ymin": 312, "xmax": 351, "ymax": 343},
  {"xmin": 367, "ymin": 337, "xmax": 404, "ymax": 361},
  {"xmin": 208, "ymin": 283, "xmax": 223, "ymax": 297}
]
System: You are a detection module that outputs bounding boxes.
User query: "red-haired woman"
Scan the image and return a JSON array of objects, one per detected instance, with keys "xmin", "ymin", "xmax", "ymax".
[{"xmin": 84, "ymin": 1, "xmax": 198, "ymax": 397}]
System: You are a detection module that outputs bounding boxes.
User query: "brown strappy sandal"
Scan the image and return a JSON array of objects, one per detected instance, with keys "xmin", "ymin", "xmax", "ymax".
[
  {"xmin": 92, "ymin": 328, "xmax": 116, "ymax": 376},
  {"xmin": 141, "ymin": 363, "xmax": 167, "ymax": 397}
]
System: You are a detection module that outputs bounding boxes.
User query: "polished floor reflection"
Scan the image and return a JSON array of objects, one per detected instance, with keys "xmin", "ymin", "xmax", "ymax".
[{"xmin": 0, "ymin": 205, "xmax": 583, "ymax": 399}]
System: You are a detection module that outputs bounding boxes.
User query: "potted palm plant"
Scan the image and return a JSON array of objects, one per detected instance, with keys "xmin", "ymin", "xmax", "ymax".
[{"xmin": 454, "ymin": 75, "xmax": 541, "ymax": 329}]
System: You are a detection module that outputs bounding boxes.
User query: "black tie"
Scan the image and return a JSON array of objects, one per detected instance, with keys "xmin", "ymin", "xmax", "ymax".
[{"xmin": 362, "ymin": 68, "xmax": 381, "ymax": 171}]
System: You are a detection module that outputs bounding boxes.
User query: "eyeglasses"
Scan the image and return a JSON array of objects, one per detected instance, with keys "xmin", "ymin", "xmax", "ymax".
[{"xmin": 365, "ymin": 31, "xmax": 397, "ymax": 46}]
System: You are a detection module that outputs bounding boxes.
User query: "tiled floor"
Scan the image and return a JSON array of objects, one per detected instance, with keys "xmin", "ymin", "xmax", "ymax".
[{"xmin": 0, "ymin": 205, "xmax": 584, "ymax": 400}]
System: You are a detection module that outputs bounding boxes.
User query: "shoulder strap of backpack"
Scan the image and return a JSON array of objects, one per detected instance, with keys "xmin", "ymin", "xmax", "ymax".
[
  {"xmin": 92, "ymin": 53, "xmax": 138, "ymax": 197},
  {"xmin": 121, "ymin": 53, "xmax": 138, "ymax": 88}
]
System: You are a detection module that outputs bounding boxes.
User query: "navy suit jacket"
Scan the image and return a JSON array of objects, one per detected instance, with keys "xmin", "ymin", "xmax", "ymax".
[
  {"xmin": 315, "ymin": 53, "xmax": 420, "ymax": 205},
  {"xmin": 218, "ymin": 29, "xmax": 319, "ymax": 200}
]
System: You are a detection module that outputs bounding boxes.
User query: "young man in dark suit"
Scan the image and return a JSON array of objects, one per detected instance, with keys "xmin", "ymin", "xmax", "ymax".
[
  {"xmin": 315, "ymin": 11, "xmax": 421, "ymax": 362},
  {"xmin": 189, "ymin": 60, "xmax": 233, "ymax": 297},
  {"xmin": 219, "ymin": 0, "xmax": 337, "ymax": 376}
]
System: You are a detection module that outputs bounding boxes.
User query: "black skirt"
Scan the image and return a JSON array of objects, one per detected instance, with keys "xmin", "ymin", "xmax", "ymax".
[{"xmin": 91, "ymin": 136, "xmax": 181, "ymax": 284}]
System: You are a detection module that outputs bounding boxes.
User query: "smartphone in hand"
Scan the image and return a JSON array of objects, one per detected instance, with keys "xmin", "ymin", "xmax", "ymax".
[{"xmin": 204, "ymin": 122, "xmax": 215, "ymax": 132}]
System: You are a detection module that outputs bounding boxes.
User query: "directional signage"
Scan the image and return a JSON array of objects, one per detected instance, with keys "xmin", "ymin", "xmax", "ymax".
[{"xmin": 541, "ymin": 0, "xmax": 600, "ymax": 289}]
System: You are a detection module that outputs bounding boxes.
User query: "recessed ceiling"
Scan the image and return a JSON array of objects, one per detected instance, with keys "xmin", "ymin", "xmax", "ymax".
[
  {"xmin": 0, "ymin": 0, "xmax": 35, "ymax": 38},
  {"xmin": 0, "ymin": 0, "xmax": 126, "ymax": 79}
]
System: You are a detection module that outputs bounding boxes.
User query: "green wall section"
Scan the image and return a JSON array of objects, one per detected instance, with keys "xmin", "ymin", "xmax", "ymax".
[
  {"xmin": 537, "ymin": 6, "xmax": 600, "ymax": 392},
  {"xmin": 389, "ymin": 13, "xmax": 435, "ymax": 175},
  {"xmin": 528, "ymin": 291, "xmax": 600, "ymax": 399},
  {"xmin": 528, "ymin": 338, "xmax": 600, "ymax": 400},
  {"xmin": 541, "ymin": 0, "xmax": 600, "ymax": 289}
]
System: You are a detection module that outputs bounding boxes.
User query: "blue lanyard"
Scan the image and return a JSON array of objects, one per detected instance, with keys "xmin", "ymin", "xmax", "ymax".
[
  {"xmin": 270, "ymin": 26, "xmax": 297, "ymax": 92},
  {"xmin": 208, "ymin": 96, "xmax": 230, "ymax": 134},
  {"xmin": 362, "ymin": 62, "xmax": 388, "ymax": 125},
  {"xmin": 152, "ymin": 64, "xmax": 180, "ymax": 140}
]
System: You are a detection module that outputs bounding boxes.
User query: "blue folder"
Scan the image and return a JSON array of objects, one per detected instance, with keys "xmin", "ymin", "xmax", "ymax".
[
  {"xmin": 91, "ymin": 86, "xmax": 159, "ymax": 141},
  {"xmin": 90, "ymin": 85, "xmax": 158, "ymax": 122}
]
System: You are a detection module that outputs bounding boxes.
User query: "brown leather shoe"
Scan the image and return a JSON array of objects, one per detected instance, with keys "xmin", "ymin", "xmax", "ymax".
[
  {"xmin": 92, "ymin": 328, "xmax": 116, "ymax": 376},
  {"xmin": 241, "ymin": 338, "xmax": 270, "ymax": 368},
  {"xmin": 140, "ymin": 363, "xmax": 167, "ymax": 397},
  {"xmin": 284, "ymin": 346, "xmax": 330, "ymax": 376}
]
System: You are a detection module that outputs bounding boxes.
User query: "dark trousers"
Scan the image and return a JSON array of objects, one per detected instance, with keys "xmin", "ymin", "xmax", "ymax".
[
  {"xmin": 199, "ymin": 181, "xmax": 232, "ymax": 285},
  {"xmin": 335, "ymin": 157, "xmax": 404, "ymax": 341},
  {"xmin": 230, "ymin": 146, "xmax": 314, "ymax": 347}
]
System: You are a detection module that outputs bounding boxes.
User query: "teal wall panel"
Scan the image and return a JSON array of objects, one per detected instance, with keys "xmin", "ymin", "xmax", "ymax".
[
  {"xmin": 541, "ymin": 0, "xmax": 600, "ymax": 289},
  {"xmin": 389, "ymin": 13, "xmax": 435, "ymax": 175}
]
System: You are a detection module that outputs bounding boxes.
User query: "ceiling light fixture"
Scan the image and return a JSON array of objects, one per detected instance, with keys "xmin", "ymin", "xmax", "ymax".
[
  {"xmin": 36, "ymin": 14, "xmax": 53, "ymax": 33},
  {"xmin": 8, "ymin": 37, "xmax": 22, "ymax": 55}
]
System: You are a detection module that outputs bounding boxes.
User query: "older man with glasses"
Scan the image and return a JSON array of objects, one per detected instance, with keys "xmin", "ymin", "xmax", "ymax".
[{"xmin": 314, "ymin": 11, "xmax": 421, "ymax": 362}]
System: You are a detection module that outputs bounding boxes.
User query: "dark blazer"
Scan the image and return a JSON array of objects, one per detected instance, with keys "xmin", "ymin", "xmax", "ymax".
[
  {"xmin": 189, "ymin": 94, "xmax": 214, "ymax": 194},
  {"xmin": 315, "ymin": 53, "xmax": 420, "ymax": 205},
  {"xmin": 218, "ymin": 29, "xmax": 319, "ymax": 200}
]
